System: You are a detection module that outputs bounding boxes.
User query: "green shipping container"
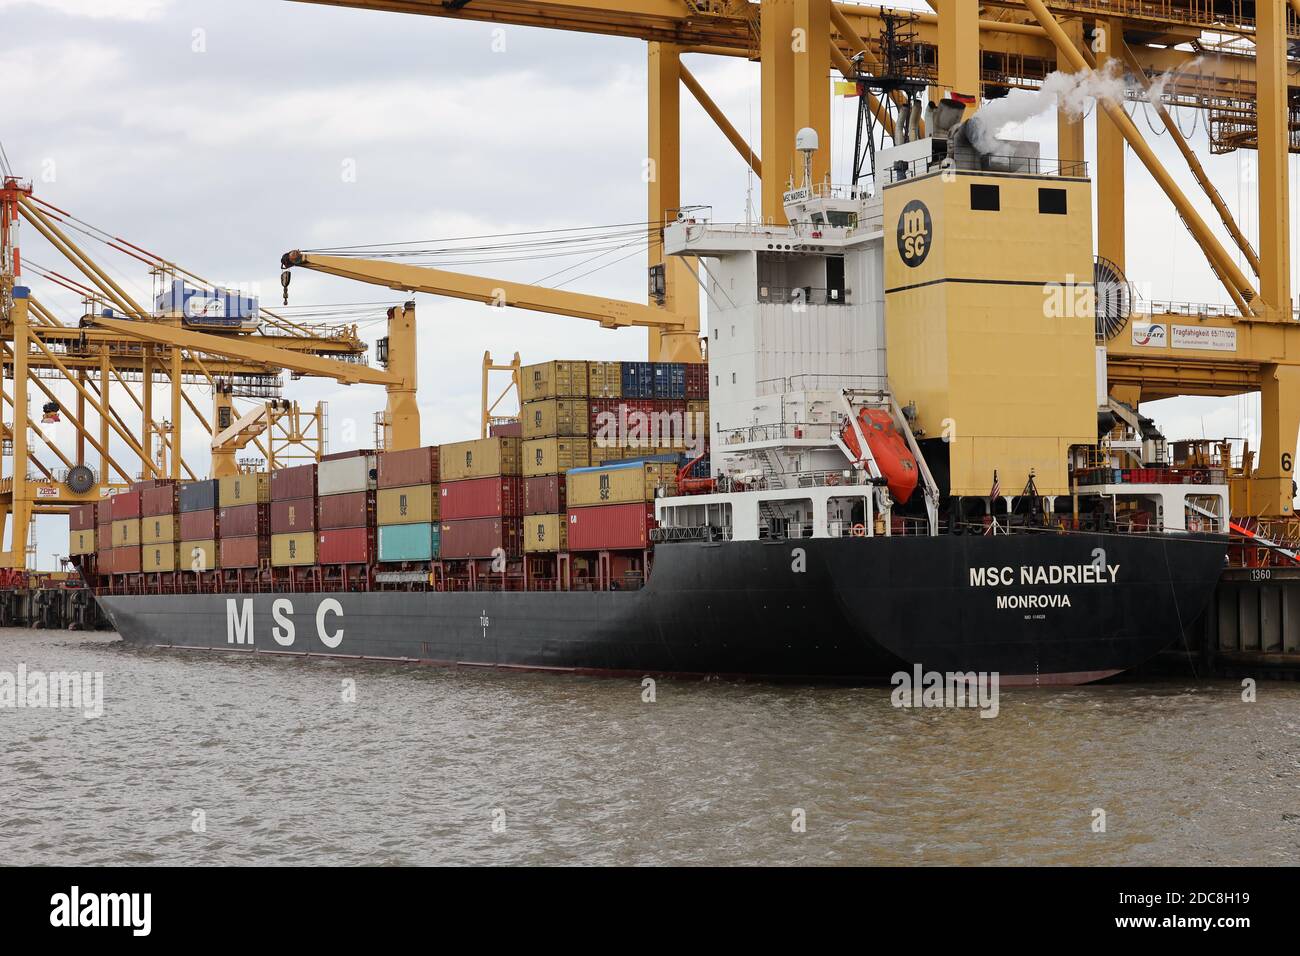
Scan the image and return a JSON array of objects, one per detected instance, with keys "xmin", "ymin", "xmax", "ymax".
[{"xmin": 377, "ymin": 522, "xmax": 440, "ymax": 562}]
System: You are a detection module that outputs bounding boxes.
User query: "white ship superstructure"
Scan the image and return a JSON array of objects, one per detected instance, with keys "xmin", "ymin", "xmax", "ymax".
[{"xmin": 657, "ymin": 130, "xmax": 937, "ymax": 542}]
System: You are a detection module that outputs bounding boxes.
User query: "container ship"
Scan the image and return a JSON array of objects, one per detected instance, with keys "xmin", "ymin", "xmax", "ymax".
[{"xmin": 75, "ymin": 115, "xmax": 1230, "ymax": 685}]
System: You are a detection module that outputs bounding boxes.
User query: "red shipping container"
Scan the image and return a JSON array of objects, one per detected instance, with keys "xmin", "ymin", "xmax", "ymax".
[
  {"xmin": 589, "ymin": 398, "xmax": 689, "ymax": 442},
  {"xmin": 440, "ymin": 476, "xmax": 523, "ymax": 520},
  {"xmin": 97, "ymin": 548, "xmax": 114, "ymax": 575},
  {"xmin": 489, "ymin": 421, "xmax": 522, "ymax": 438},
  {"xmin": 179, "ymin": 509, "xmax": 217, "ymax": 540},
  {"xmin": 378, "ymin": 446, "xmax": 440, "ymax": 489},
  {"xmin": 219, "ymin": 503, "xmax": 268, "ymax": 538},
  {"xmin": 271, "ymin": 463, "xmax": 317, "ymax": 501},
  {"xmin": 685, "ymin": 362, "xmax": 708, "ymax": 400},
  {"xmin": 319, "ymin": 491, "xmax": 374, "ymax": 529},
  {"xmin": 567, "ymin": 502, "xmax": 655, "ymax": 551},
  {"xmin": 220, "ymin": 535, "xmax": 269, "ymax": 569},
  {"xmin": 318, "ymin": 526, "xmax": 374, "ymax": 564},
  {"xmin": 113, "ymin": 546, "xmax": 142, "ymax": 574},
  {"xmin": 524, "ymin": 475, "xmax": 566, "ymax": 515},
  {"xmin": 140, "ymin": 482, "xmax": 178, "ymax": 517},
  {"xmin": 110, "ymin": 490, "xmax": 142, "ymax": 520},
  {"xmin": 439, "ymin": 518, "xmax": 522, "ymax": 560},
  {"xmin": 271, "ymin": 497, "xmax": 317, "ymax": 534},
  {"xmin": 70, "ymin": 502, "xmax": 97, "ymax": 532}
]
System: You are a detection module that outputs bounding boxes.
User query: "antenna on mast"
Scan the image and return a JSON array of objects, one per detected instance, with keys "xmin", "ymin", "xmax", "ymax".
[{"xmin": 796, "ymin": 127, "xmax": 819, "ymax": 189}]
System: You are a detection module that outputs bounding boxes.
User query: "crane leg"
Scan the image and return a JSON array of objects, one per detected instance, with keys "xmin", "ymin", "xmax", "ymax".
[
  {"xmin": 1255, "ymin": 364, "xmax": 1300, "ymax": 517},
  {"xmin": 383, "ymin": 301, "xmax": 420, "ymax": 451},
  {"xmin": 211, "ymin": 382, "xmax": 237, "ymax": 478}
]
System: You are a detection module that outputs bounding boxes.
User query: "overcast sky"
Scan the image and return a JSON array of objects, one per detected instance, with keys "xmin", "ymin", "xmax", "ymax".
[{"xmin": 0, "ymin": 0, "xmax": 1286, "ymax": 566}]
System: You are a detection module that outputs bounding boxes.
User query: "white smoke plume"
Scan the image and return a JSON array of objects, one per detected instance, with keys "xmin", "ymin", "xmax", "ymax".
[
  {"xmin": 964, "ymin": 58, "xmax": 1200, "ymax": 153},
  {"xmin": 965, "ymin": 60, "xmax": 1126, "ymax": 153}
]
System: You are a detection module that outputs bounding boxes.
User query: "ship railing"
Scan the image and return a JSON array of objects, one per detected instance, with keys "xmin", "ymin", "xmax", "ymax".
[
  {"xmin": 756, "ymin": 285, "xmax": 850, "ymax": 306},
  {"xmin": 953, "ymin": 516, "xmax": 1214, "ymax": 537},
  {"xmin": 891, "ymin": 516, "xmax": 932, "ymax": 536},
  {"xmin": 798, "ymin": 182, "xmax": 874, "ymax": 202},
  {"xmin": 883, "ymin": 155, "xmax": 1089, "ymax": 184},
  {"xmin": 651, "ymin": 525, "xmax": 733, "ymax": 543},
  {"xmin": 1141, "ymin": 299, "xmax": 1243, "ymax": 320},
  {"xmin": 757, "ymin": 373, "xmax": 887, "ymax": 396},
  {"xmin": 794, "ymin": 470, "xmax": 869, "ymax": 489},
  {"xmin": 760, "ymin": 520, "xmax": 815, "ymax": 540},
  {"xmin": 721, "ymin": 422, "xmax": 840, "ymax": 443},
  {"xmin": 1072, "ymin": 465, "xmax": 1228, "ymax": 487},
  {"xmin": 565, "ymin": 575, "xmax": 647, "ymax": 592}
]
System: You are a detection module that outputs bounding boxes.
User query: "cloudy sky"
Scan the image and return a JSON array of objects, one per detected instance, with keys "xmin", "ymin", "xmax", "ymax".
[{"xmin": 0, "ymin": 0, "xmax": 1287, "ymax": 565}]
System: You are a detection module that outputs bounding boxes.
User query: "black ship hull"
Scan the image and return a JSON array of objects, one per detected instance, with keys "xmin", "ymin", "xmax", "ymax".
[{"xmin": 97, "ymin": 532, "xmax": 1228, "ymax": 685}]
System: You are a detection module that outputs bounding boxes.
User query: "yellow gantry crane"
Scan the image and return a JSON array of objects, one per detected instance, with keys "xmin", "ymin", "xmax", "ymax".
[
  {"xmin": 0, "ymin": 178, "xmax": 422, "ymax": 569},
  {"xmin": 481, "ymin": 351, "xmax": 522, "ymax": 439},
  {"xmin": 281, "ymin": 0, "xmax": 1300, "ymax": 518}
]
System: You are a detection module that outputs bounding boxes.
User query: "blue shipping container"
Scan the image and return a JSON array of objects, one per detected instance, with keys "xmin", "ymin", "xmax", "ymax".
[
  {"xmin": 178, "ymin": 479, "xmax": 219, "ymax": 513},
  {"xmin": 621, "ymin": 361, "xmax": 654, "ymax": 398},
  {"xmin": 378, "ymin": 522, "xmax": 439, "ymax": 562},
  {"xmin": 652, "ymin": 362, "xmax": 686, "ymax": 399}
]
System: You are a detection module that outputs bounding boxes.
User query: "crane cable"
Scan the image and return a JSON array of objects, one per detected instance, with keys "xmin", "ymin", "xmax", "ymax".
[{"xmin": 303, "ymin": 220, "xmax": 668, "ymax": 255}]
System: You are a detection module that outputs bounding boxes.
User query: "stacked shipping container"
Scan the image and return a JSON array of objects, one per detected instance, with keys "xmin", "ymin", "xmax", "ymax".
[
  {"xmin": 179, "ymin": 479, "xmax": 219, "ymax": 572},
  {"xmin": 522, "ymin": 361, "xmax": 591, "ymax": 480},
  {"xmin": 73, "ymin": 355, "xmax": 710, "ymax": 587},
  {"xmin": 218, "ymin": 472, "xmax": 270, "ymax": 569},
  {"xmin": 69, "ymin": 502, "xmax": 96, "ymax": 558},
  {"xmin": 270, "ymin": 463, "xmax": 317, "ymax": 567},
  {"xmin": 439, "ymin": 436, "xmax": 523, "ymax": 559},
  {"xmin": 95, "ymin": 500, "xmax": 113, "ymax": 574},
  {"xmin": 110, "ymin": 488, "xmax": 142, "ymax": 575},
  {"xmin": 317, "ymin": 451, "xmax": 378, "ymax": 565},
  {"xmin": 541, "ymin": 360, "xmax": 707, "ymax": 466},
  {"xmin": 521, "ymin": 361, "xmax": 588, "ymax": 553},
  {"xmin": 141, "ymin": 481, "xmax": 180, "ymax": 573},
  {"xmin": 516, "ymin": 358, "xmax": 708, "ymax": 552},
  {"xmin": 565, "ymin": 460, "xmax": 675, "ymax": 551},
  {"xmin": 376, "ymin": 446, "xmax": 441, "ymax": 562}
]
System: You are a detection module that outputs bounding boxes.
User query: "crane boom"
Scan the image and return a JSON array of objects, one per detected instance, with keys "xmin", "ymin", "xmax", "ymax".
[
  {"xmin": 91, "ymin": 316, "xmax": 402, "ymax": 386},
  {"xmin": 281, "ymin": 250, "xmax": 688, "ymax": 331}
]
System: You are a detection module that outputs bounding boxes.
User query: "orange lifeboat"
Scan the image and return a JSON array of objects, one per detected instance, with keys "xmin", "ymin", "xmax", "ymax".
[{"xmin": 840, "ymin": 408, "xmax": 919, "ymax": 504}]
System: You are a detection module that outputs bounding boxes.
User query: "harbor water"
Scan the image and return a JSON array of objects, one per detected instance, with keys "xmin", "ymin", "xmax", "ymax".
[{"xmin": 1, "ymin": 628, "xmax": 1298, "ymax": 866}]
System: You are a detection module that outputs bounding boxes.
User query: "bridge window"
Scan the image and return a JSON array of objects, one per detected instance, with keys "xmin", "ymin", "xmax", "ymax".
[
  {"xmin": 970, "ymin": 184, "xmax": 1000, "ymax": 211},
  {"xmin": 1039, "ymin": 188, "xmax": 1067, "ymax": 215}
]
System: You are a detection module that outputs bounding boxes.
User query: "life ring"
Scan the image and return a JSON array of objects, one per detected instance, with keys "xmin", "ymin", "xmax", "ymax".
[{"xmin": 851, "ymin": 523, "xmax": 867, "ymax": 538}]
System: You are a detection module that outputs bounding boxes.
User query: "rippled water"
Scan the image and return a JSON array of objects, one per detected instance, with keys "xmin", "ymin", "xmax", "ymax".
[{"xmin": 1, "ymin": 628, "xmax": 1298, "ymax": 865}]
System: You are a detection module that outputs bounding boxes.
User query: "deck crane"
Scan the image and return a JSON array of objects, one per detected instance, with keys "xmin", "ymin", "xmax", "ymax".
[{"xmin": 278, "ymin": 250, "xmax": 700, "ymax": 362}]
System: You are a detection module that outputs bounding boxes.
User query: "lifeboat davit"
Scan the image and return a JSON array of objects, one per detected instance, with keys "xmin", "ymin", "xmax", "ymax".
[{"xmin": 840, "ymin": 408, "xmax": 919, "ymax": 504}]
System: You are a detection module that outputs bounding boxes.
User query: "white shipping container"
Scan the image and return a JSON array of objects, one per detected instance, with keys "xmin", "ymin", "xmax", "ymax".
[{"xmin": 317, "ymin": 454, "xmax": 377, "ymax": 496}]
